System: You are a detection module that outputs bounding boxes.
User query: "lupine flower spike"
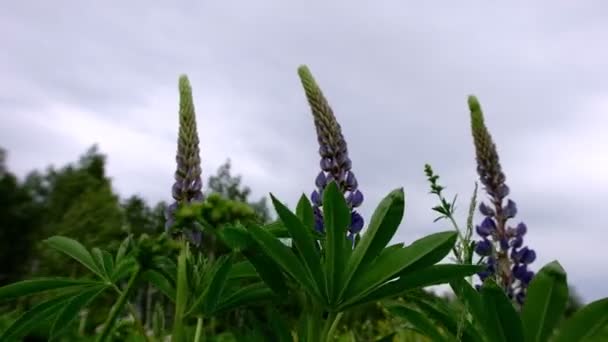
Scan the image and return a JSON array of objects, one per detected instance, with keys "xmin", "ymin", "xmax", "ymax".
[
  {"xmin": 165, "ymin": 75, "xmax": 205, "ymax": 245},
  {"xmin": 468, "ymin": 95, "xmax": 536, "ymax": 305},
  {"xmin": 297, "ymin": 65, "xmax": 364, "ymax": 243}
]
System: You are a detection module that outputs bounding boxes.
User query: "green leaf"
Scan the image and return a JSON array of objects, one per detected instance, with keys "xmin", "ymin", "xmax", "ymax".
[
  {"xmin": 264, "ymin": 220, "xmax": 291, "ymax": 238},
  {"xmin": 450, "ymin": 278, "xmax": 487, "ymax": 340},
  {"xmin": 216, "ymin": 282, "xmax": 275, "ymax": 313},
  {"xmin": 229, "ymin": 261, "xmax": 258, "ymax": 280},
  {"xmin": 111, "ymin": 257, "xmax": 138, "ymax": 283},
  {"xmin": 248, "ymin": 222, "xmax": 321, "ymax": 301},
  {"xmin": 553, "ymin": 297, "xmax": 608, "ymax": 342},
  {"xmin": 521, "ymin": 261, "xmax": 568, "ymax": 342},
  {"xmin": 385, "ymin": 302, "xmax": 450, "ymax": 342},
  {"xmin": 410, "ymin": 294, "xmax": 481, "ymax": 342},
  {"xmin": 219, "ymin": 223, "xmax": 254, "ymax": 251},
  {"xmin": 340, "ymin": 188, "xmax": 405, "ymax": 299},
  {"xmin": 0, "ymin": 294, "xmax": 72, "ymax": 340},
  {"xmin": 270, "ymin": 193, "xmax": 325, "ymax": 299},
  {"xmin": 348, "ymin": 265, "xmax": 481, "ymax": 308},
  {"xmin": 480, "ymin": 281, "xmax": 524, "ymax": 342},
  {"xmin": 143, "ymin": 270, "xmax": 176, "ymax": 302},
  {"xmin": 50, "ymin": 285, "xmax": 107, "ymax": 339},
  {"xmin": 267, "ymin": 309, "xmax": 294, "ymax": 342},
  {"xmin": 296, "ymin": 194, "xmax": 315, "ymax": 232},
  {"xmin": 102, "ymin": 250, "xmax": 115, "ymax": 277},
  {"xmin": 115, "ymin": 235, "xmax": 132, "ymax": 263},
  {"xmin": 193, "ymin": 254, "xmax": 234, "ymax": 315},
  {"xmin": 91, "ymin": 247, "xmax": 109, "ymax": 279},
  {"xmin": 243, "ymin": 249, "xmax": 288, "ymax": 296},
  {"xmin": 0, "ymin": 278, "xmax": 101, "ymax": 302},
  {"xmin": 397, "ymin": 231, "xmax": 458, "ymax": 274},
  {"xmin": 343, "ymin": 231, "xmax": 457, "ymax": 305},
  {"xmin": 322, "ymin": 182, "xmax": 350, "ymax": 305},
  {"xmin": 172, "ymin": 243, "xmax": 189, "ymax": 342},
  {"xmin": 45, "ymin": 236, "xmax": 105, "ymax": 280}
]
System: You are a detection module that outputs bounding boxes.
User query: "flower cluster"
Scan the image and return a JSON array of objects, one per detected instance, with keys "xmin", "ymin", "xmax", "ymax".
[
  {"xmin": 298, "ymin": 66, "xmax": 364, "ymax": 242},
  {"xmin": 468, "ymin": 95, "xmax": 536, "ymax": 304},
  {"xmin": 165, "ymin": 75, "xmax": 204, "ymax": 244}
]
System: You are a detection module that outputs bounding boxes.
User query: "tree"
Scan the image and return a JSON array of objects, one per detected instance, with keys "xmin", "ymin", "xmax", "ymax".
[
  {"xmin": 206, "ymin": 159, "xmax": 271, "ymax": 223},
  {"xmin": 0, "ymin": 156, "xmax": 42, "ymax": 284},
  {"xmin": 21, "ymin": 145, "xmax": 127, "ymax": 277}
]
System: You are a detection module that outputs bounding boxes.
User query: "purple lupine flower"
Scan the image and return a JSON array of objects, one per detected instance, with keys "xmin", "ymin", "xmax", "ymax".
[
  {"xmin": 165, "ymin": 75, "xmax": 204, "ymax": 245},
  {"xmin": 469, "ymin": 95, "xmax": 536, "ymax": 305},
  {"xmin": 298, "ymin": 65, "xmax": 364, "ymax": 243}
]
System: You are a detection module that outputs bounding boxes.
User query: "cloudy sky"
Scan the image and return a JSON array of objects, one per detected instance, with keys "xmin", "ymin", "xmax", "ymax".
[{"xmin": 2, "ymin": 1, "xmax": 607, "ymax": 302}]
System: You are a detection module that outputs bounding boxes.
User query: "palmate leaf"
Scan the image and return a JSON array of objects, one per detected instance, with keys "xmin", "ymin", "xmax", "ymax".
[
  {"xmin": 553, "ymin": 297, "xmax": 608, "ymax": 342},
  {"xmin": 45, "ymin": 236, "xmax": 105, "ymax": 280},
  {"xmin": 143, "ymin": 269, "xmax": 176, "ymax": 302},
  {"xmin": 0, "ymin": 293, "xmax": 73, "ymax": 341},
  {"xmin": 342, "ymin": 231, "xmax": 457, "ymax": 306},
  {"xmin": 521, "ymin": 261, "xmax": 569, "ymax": 342},
  {"xmin": 322, "ymin": 181, "xmax": 351, "ymax": 305},
  {"xmin": 408, "ymin": 293, "xmax": 482, "ymax": 342},
  {"xmin": 0, "ymin": 278, "xmax": 102, "ymax": 302},
  {"xmin": 385, "ymin": 301, "xmax": 451, "ymax": 342},
  {"xmin": 339, "ymin": 188, "xmax": 405, "ymax": 300},
  {"xmin": 50, "ymin": 284, "xmax": 108, "ymax": 339},
  {"xmin": 215, "ymin": 282, "xmax": 276, "ymax": 313},
  {"xmin": 229, "ymin": 260, "xmax": 259, "ymax": 280},
  {"xmin": 188, "ymin": 254, "xmax": 234, "ymax": 316},
  {"xmin": 342, "ymin": 265, "xmax": 480, "ymax": 310},
  {"xmin": 243, "ymin": 248, "xmax": 288, "ymax": 296},
  {"xmin": 248, "ymin": 222, "xmax": 322, "ymax": 301},
  {"xmin": 115, "ymin": 235, "xmax": 132, "ymax": 264},
  {"xmin": 271, "ymin": 193, "xmax": 325, "ymax": 300}
]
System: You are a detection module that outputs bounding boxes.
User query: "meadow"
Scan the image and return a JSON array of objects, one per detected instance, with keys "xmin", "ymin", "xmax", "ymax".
[{"xmin": 1, "ymin": 66, "xmax": 606, "ymax": 341}]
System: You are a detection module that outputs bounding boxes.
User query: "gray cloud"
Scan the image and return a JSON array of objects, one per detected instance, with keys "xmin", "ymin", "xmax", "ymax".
[{"xmin": 1, "ymin": 1, "xmax": 607, "ymax": 302}]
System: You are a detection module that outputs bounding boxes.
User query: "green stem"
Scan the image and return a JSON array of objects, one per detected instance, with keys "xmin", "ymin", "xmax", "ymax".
[
  {"xmin": 194, "ymin": 317, "xmax": 204, "ymax": 342},
  {"xmin": 325, "ymin": 312, "xmax": 343, "ymax": 341},
  {"xmin": 172, "ymin": 240, "xmax": 190, "ymax": 342},
  {"xmin": 128, "ymin": 302, "xmax": 151, "ymax": 342},
  {"xmin": 97, "ymin": 266, "xmax": 142, "ymax": 342},
  {"xmin": 319, "ymin": 312, "xmax": 339, "ymax": 341}
]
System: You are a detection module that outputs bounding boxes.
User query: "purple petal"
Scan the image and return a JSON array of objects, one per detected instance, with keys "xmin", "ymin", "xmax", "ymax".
[
  {"xmin": 345, "ymin": 172, "xmax": 358, "ymax": 190},
  {"xmin": 500, "ymin": 238, "xmax": 509, "ymax": 251},
  {"xmin": 516, "ymin": 222, "xmax": 527, "ymax": 237},
  {"xmin": 475, "ymin": 239, "xmax": 492, "ymax": 256},
  {"xmin": 476, "ymin": 217, "xmax": 496, "ymax": 237},
  {"xmin": 315, "ymin": 172, "xmax": 327, "ymax": 189},
  {"xmin": 348, "ymin": 190, "xmax": 364, "ymax": 208},
  {"xmin": 479, "ymin": 202, "xmax": 495, "ymax": 216},
  {"xmin": 522, "ymin": 248, "xmax": 536, "ymax": 264},
  {"xmin": 350, "ymin": 211, "xmax": 364, "ymax": 234},
  {"xmin": 503, "ymin": 199, "xmax": 518, "ymax": 218},
  {"xmin": 319, "ymin": 145, "xmax": 331, "ymax": 157},
  {"xmin": 497, "ymin": 184, "xmax": 510, "ymax": 198},
  {"xmin": 172, "ymin": 182, "xmax": 183, "ymax": 200},
  {"xmin": 522, "ymin": 271, "xmax": 534, "ymax": 285},
  {"xmin": 511, "ymin": 236, "xmax": 523, "ymax": 248},
  {"xmin": 311, "ymin": 190, "xmax": 322, "ymax": 206},
  {"xmin": 320, "ymin": 158, "xmax": 332, "ymax": 171}
]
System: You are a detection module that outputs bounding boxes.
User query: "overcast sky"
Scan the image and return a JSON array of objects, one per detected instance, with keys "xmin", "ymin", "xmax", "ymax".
[{"xmin": 1, "ymin": 1, "xmax": 607, "ymax": 303}]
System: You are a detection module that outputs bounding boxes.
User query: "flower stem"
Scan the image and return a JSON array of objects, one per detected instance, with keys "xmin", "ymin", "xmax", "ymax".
[
  {"xmin": 96, "ymin": 266, "xmax": 141, "ymax": 342},
  {"xmin": 324, "ymin": 312, "xmax": 343, "ymax": 341},
  {"xmin": 194, "ymin": 317, "xmax": 204, "ymax": 342},
  {"xmin": 172, "ymin": 240, "xmax": 190, "ymax": 342}
]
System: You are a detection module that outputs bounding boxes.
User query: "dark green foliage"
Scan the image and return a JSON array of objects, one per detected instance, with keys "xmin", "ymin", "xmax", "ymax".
[
  {"xmin": 206, "ymin": 159, "xmax": 271, "ymax": 223},
  {"xmin": 0, "ymin": 159, "xmax": 42, "ymax": 285}
]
